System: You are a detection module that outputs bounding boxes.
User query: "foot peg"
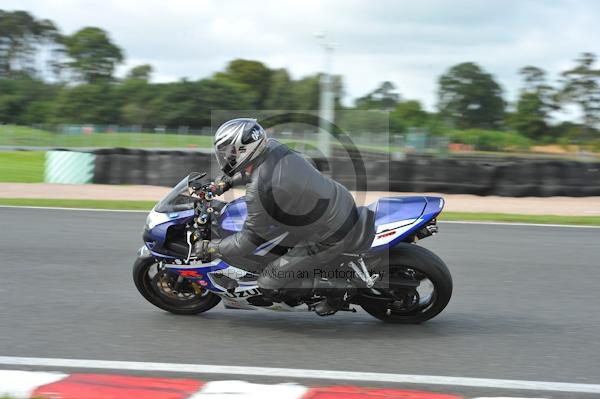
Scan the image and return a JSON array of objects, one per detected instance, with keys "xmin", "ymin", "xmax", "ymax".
[{"xmin": 349, "ymin": 258, "xmax": 380, "ymax": 288}]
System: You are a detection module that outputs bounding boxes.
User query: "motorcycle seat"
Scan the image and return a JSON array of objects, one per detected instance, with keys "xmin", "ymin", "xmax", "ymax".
[{"xmin": 350, "ymin": 206, "xmax": 376, "ymax": 253}]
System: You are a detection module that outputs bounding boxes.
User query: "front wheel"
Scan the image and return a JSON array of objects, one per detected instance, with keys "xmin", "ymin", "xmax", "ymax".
[
  {"xmin": 133, "ymin": 256, "xmax": 221, "ymax": 315},
  {"xmin": 359, "ymin": 244, "xmax": 452, "ymax": 324}
]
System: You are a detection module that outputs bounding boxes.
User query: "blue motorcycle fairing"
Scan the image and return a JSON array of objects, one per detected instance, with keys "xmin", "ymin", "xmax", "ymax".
[
  {"xmin": 168, "ymin": 258, "xmax": 232, "ymax": 293},
  {"xmin": 219, "ymin": 197, "xmax": 247, "ymax": 234},
  {"xmin": 143, "ymin": 208, "xmax": 195, "ymax": 255},
  {"xmin": 143, "ymin": 195, "xmax": 443, "ymax": 265},
  {"xmin": 369, "ymin": 196, "xmax": 444, "ymax": 250},
  {"xmin": 217, "ymin": 195, "xmax": 444, "ymax": 251},
  {"xmin": 145, "ymin": 195, "xmax": 443, "ymax": 258},
  {"xmin": 373, "ymin": 197, "xmax": 427, "ymax": 229}
]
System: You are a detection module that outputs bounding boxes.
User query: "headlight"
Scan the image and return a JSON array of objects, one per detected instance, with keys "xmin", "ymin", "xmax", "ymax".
[{"xmin": 145, "ymin": 209, "xmax": 171, "ymax": 230}]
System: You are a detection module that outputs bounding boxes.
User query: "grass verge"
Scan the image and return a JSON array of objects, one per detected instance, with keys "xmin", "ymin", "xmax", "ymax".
[
  {"xmin": 0, "ymin": 198, "xmax": 599, "ymax": 226},
  {"xmin": 0, "ymin": 125, "xmax": 215, "ymax": 149},
  {"xmin": 0, "ymin": 151, "xmax": 45, "ymax": 182},
  {"xmin": 439, "ymin": 212, "xmax": 600, "ymax": 226},
  {"xmin": 0, "ymin": 198, "xmax": 156, "ymax": 210}
]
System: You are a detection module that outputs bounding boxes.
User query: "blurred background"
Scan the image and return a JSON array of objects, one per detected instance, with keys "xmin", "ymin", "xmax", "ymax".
[
  {"xmin": 0, "ymin": 0, "xmax": 599, "ymax": 199},
  {"xmin": 0, "ymin": 0, "xmax": 600, "ymax": 152}
]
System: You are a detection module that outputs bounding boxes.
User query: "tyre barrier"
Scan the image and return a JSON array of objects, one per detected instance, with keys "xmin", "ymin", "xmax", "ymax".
[
  {"xmin": 492, "ymin": 162, "xmax": 541, "ymax": 197},
  {"xmin": 39, "ymin": 148, "xmax": 600, "ymax": 197},
  {"xmin": 44, "ymin": 150, "xmax": 96, "ymax": 184},
  {"xmin": 92, "ymin": 149, "xmax": 216, "ymax": 187}
]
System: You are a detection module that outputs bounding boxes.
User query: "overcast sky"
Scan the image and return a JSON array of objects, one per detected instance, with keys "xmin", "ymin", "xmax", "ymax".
[{"xmin": 4, "ymin": 0, "xmax": 600, "ymax": 112}]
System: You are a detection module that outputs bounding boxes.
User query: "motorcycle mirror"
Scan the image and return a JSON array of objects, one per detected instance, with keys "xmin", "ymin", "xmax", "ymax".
[{"xmin": 187, "ymin": 172, "xmax": 207, "ymax": 192}]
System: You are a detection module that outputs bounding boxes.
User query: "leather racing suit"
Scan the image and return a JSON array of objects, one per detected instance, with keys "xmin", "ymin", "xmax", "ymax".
[{"xmin": 214, "ymin": 139, "xmax": 359, "ymax": 295}]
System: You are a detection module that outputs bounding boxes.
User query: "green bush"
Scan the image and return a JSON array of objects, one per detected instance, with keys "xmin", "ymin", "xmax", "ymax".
[
  {"xmin": 447, "ymin": 129, "xmax": 531, "ymax": 151},
  {"xmin": 585, "ymin": 139, "xmax": 600, "ymax": 153}
]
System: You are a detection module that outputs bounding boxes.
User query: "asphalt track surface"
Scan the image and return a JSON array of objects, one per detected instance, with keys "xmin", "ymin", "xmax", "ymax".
[{"xmin": 1, "ymin": 207, "xmax": 599, "ymax": 397}]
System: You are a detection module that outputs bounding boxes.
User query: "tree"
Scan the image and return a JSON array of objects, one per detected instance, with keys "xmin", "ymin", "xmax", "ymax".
[
  {"xmin": 116, "ymin": 65, "xmax": 155, "ymax": 125},
  {"xmin": 0, "ymin": 10, "xmax": 63, "ymax": 78},
  {"xmin": 519, "ymin": 66, "xmax": 556, "ymax": 109},
  {"xmin": 390, "ymin": 100, "xmax": 429, "ymax": 133},
  {"xmin": 356, "ymin": 81, "xmax": 400, "ymax": 111},
  {"xmin": 0, "ymin": 75, "xmax": 58, "ymax": 124},
  {"xmin": 510, "ymin": 66, "xmax": 556, "ymax": 140},
  {"xmin": 215, "ymin": 59, "xmax": 272, "ymax": 108},
  {"xmin": 146, "ymin": 78, "xmax": 254, "ymax": 127},
  {"xmin": 337, "ymin": 109, "xmax": 391, "ymax": 135},
  {"xmin": 560, "ymin": 52, "xmax": 600, "ymax": 132},
  {"xmin": 289, "ymin": 75, "xmax": 320, "ymax": 110},
  {"xmin": 53, "ymin": 83, "xmax": 119, "ymax": 124},
  {"xmin": 116, "ymin": 78, "xmax": 156, "ymax": 126},
  {"xmin": 520, "ymin": 66, "xmax": 548, "ymax": 93},
  {"xmin": 64, "ymin": 27, "xmax": 123, "ymax": 83},
  {"xmin": 510, "ymin": 93, "xmax": 549, "ymax": 140},
  {"xmin": 126, "ymin": 64, "xmax": 153, "ymax": 81},
  {"xmin": 437, "ymin": 62, "xmax": 505, "ymax": 129},
  {"xmin": 264, "ymin": 68, "xmax": 293, "ymax": 109}
]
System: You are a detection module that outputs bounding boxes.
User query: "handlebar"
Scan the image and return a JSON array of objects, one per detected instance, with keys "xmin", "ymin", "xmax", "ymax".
[{"xmin": 186, "ymin": 175, "xmax": 233, "ymax": 262}]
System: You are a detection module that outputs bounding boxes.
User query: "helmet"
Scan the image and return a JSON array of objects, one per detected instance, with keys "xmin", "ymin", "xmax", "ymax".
[{"xmin": 214, "ymin": 118, "xmax": 267, "ymax": 176}]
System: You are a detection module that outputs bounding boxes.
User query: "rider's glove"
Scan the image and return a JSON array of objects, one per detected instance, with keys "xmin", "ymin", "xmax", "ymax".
[
  {"xmin": 209, "ymin": 176, "xmax": 232, "ymax": 196},
  {"xmin": 207, "ymin": 240, "xmax": 220, "ymax": 256},
  {"xmin": 194, "ymin": 239, "xmax": 221, "ymax": 262}
]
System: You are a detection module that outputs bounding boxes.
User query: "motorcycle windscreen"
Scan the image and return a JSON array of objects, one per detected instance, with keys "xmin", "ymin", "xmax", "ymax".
[{"xmin": 154, "ymin": 176, "xmax": 196, "ymax": 213}]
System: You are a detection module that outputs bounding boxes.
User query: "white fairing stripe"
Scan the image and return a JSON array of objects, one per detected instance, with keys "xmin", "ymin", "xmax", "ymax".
[
  {"xmin": 253, "ymin": 232, "xmax": 289, "ymax": 256},
  {"xmin": 371, "ymin": 218, "xmax": 425, "ymax": 247},
  {"xmin": 146, "ymin": 209, "xmax": 172, "ymax": 229},
  {"xmin": 164, "ymin": 258, "xmax": 224, "ymax": 269},
  {"xmin": 375, "ymin": 218, "xmax": 418, "ymax": 233}
]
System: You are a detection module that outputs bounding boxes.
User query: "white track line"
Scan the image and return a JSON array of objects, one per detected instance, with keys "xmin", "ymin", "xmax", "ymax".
[
  {"xmin": 0, "ymin": 205, "xmax": 148, "ymax": 213},
  {"xmin": 190, "ymin": 380, "xmax": 308, "ymax": 399},
  {"xmin": 0, "ymin": 356, "xmax": 598, "ymax": 394},
  {"xmin": 1, "ymin": 205, "xmax": 598, "ymax": 228},
  {"xmin": 0, "ymin": 370, "xmax": 68, "ymax": 398},
  {"xmin": 439, "ymin": 220, "xmax": 600, "ymax": 229}
]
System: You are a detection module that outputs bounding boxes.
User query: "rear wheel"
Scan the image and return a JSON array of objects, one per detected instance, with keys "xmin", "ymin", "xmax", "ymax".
[
  {"xmin": 359, "ymin": 244, "xmax": 452, "ymax": 323},
  {"xmin": 133, "ymin": 256, "xmax": 221, "ymax": 315}
]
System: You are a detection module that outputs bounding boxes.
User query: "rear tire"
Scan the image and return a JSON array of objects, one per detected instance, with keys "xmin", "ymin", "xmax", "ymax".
[
  {"xmin": 133, "ymin": 256, "xmax": 221, "ymax": 315},
  {"xmin": 360, "ymin": 243, "xmax": 452, "ymax": 324}
]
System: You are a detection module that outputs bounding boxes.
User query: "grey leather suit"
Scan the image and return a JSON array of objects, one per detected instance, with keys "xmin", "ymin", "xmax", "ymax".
[{"xmin": 217, "ymin": 139, "xmax": 358, "ymax": 291}]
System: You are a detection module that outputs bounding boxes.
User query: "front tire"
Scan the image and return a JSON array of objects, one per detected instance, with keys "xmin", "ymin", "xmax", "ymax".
[
  {"xmin": 133, "ymin": 256, "xmax": 221, "ymax": 315},
  {"xmin": 359, "ymin": 244, "xmax": 452, "ymax": 323}
]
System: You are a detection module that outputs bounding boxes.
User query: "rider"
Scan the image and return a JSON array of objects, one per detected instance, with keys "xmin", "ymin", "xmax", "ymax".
[{"xmin": 200, "ymin": 118, "xmax": 358, "ymax": 315}]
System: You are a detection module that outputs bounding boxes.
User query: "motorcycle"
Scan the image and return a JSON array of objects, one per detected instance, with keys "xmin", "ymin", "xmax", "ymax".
[{"xmin": 133, "ymin": 172, "xmax": 452, "ymax": 323}]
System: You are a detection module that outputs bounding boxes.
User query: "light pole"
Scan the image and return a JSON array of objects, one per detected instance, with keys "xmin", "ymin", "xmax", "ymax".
[{"xmin": 315, "ymin": 33, "xmax": 335, "ymax": 158}]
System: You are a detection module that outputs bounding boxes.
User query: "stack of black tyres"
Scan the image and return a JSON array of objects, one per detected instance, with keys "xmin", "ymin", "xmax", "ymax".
[{"xmin": 88, "ymin": 148, "xmax": 600, "ymax": 197}]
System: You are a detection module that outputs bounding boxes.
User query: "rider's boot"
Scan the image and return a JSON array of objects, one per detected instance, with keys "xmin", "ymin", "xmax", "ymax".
[
  {"xmin": 314, "ymin": 296, "xmax": 348, "ymax": 316},
  {"xmin": 259, "ymin": 278, "xmax": 313, "ymax": 303},
  {"xmin": 257, "ymin": 253, "xmax": 313, "ymax": 303},
  {"xmin": 259, "ymin": 288, "xmax": 282, "ymax": 303},
  {"xmin": 312, "ymin": 278, "xmax": 355, "ymax": 316}
]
